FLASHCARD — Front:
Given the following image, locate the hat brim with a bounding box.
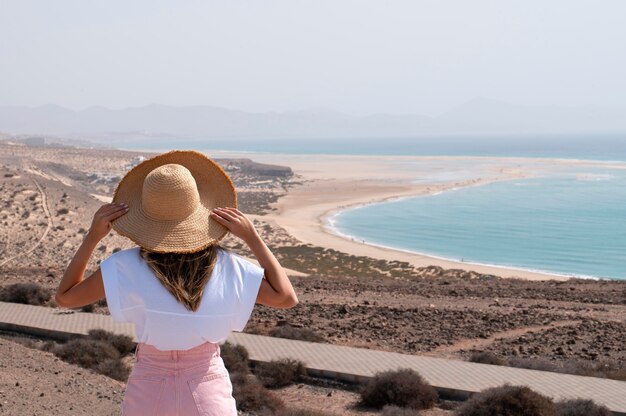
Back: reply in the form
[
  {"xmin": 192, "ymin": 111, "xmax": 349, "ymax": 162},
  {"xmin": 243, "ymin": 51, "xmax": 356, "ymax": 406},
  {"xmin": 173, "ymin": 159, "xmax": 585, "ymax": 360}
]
[{"xmin": 111, "ymin": 150, "xmax": 237, "ymax": 253}]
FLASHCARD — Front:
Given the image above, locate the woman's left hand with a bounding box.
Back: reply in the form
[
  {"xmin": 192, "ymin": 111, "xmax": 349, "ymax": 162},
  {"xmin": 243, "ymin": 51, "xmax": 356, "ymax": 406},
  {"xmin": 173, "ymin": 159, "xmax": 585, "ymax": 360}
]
[{"xmin": 87, "ymin": 203, "xmax": 129, "ymax": 242}]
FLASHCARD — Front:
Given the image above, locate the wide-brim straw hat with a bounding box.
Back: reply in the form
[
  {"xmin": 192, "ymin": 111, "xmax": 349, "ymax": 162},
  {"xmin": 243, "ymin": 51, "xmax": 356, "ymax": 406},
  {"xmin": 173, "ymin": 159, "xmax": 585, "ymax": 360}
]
[{"xmin": 111, "ymin": 150, "xmax": 236, "ymax": 253}]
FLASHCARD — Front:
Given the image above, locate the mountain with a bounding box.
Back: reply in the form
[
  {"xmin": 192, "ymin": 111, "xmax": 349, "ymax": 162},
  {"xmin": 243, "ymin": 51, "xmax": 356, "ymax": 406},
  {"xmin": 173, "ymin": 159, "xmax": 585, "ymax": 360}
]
[
  {"xmin": 438, "ymin": 98, "xmax": 626, "ymax": 134},
  {"xmin": 0, "ymin": 100, "xmax": 624, "ymax": 143}
]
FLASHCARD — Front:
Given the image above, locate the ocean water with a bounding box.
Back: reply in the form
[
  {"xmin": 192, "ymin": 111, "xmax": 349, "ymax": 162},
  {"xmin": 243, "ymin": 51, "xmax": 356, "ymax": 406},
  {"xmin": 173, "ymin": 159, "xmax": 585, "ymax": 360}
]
[
  {"xmin": 123, "ymin": 134, "xmax": 626, "ymax": 161},
  {"xmin": 331, "ymin": 170, "xmax": 626, "ymax": 280}
]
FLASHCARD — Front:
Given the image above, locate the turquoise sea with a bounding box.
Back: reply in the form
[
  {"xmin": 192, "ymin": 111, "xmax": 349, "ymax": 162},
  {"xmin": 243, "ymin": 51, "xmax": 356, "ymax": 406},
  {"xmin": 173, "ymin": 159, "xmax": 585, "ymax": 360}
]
[
  {"xmin": 330, "ymin": 169, "xmax": 626, "ymax": 280},
  {"xmin": 122, "ymin": 135, "xmax": 626, "ymax": 280}
]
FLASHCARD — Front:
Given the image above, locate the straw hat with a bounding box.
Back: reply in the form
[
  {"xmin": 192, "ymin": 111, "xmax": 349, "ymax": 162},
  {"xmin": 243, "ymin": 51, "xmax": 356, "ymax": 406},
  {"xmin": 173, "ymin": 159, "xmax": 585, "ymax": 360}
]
[{"xmin": 111, "ymin": 150, "xmax": 237, "ymax": 253}]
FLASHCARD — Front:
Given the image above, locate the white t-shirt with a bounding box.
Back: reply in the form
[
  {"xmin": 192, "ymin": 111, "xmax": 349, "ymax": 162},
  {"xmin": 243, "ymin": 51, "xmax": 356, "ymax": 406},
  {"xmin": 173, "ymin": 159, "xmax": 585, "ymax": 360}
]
[{"xmin": 100, "ymin": 247, "xmax": 264, "ymax": 351}]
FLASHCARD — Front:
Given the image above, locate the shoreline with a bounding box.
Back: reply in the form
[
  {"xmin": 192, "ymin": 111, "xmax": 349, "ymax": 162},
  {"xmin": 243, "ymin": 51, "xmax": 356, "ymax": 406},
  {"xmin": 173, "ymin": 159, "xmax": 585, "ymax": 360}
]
[
  {"xmin": 320, "ymin": 181, "xmax": 606, "ymax": 281},
  {"xmin": 315, "ymin": 179, "xmax": 574, "ymax": 281},
  {"xmin": 325, "ymin": 217, "xmax": 599, "ymax": 281},
  {"xmin": 230, "ymin": 152, "xmax": 585, "ymax": 281}
]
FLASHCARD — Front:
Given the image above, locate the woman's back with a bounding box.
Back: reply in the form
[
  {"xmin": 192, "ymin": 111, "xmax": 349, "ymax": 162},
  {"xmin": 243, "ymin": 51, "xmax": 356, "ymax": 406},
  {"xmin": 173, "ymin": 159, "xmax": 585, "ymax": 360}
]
[{"xmin": 101, "ymin": 247, "xmax": 264, "ymax": 351}]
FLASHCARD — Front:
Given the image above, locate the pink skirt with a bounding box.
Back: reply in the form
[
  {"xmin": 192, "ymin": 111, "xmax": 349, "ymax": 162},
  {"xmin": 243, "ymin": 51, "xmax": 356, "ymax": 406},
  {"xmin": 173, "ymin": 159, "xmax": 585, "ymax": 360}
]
[{"xmin": 121, "ymin": 341, "xmax": 237, "ymax": 416}]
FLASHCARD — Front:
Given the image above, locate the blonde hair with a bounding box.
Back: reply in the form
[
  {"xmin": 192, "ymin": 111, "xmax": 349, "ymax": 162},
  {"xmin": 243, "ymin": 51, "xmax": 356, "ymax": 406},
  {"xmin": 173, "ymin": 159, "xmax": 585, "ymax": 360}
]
[{"xmin": 139, "ymin": 244, "xmax": 222, "ymax": 312}]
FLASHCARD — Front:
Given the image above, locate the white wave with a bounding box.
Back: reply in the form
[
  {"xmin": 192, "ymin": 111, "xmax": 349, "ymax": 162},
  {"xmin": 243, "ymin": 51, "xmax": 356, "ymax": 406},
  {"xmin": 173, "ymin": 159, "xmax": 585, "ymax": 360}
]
[
  {"xmin": 324, "ymin": 219, "xmax": 606, "ymax": 280},
  {"xmin": 575, "ymin": 173, "xmax": 615, "ymax": 181}
]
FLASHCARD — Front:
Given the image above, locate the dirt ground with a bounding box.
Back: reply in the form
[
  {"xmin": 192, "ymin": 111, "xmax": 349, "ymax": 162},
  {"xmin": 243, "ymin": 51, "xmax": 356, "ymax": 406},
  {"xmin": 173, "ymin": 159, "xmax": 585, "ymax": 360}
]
[{"xmin": 0, "ymin": 335, "xmax": 125, "ymax": 415}]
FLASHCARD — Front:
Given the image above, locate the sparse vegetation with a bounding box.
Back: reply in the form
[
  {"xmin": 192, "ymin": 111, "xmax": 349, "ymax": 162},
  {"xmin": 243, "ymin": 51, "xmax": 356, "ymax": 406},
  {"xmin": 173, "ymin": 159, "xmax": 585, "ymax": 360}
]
[
  {"xmin": 469, "ymin": 351, "xmax": 507, "ymax": 366},
  {"xmin": 381, "ymin": 405, "xmax": 419, "ymax": 416},
  {"xmin": 269, "ymin": 325, "xmax": 325, "ymax": 343},
  {"xmin": 465, "ymin": 352, "xmax": 626, "ymax": 382},
  {"xmin": 276, "ymin": 409, "xmax": 339, "ymax": 416},
  {"xmin": 221, "ymin": 341, "xmax": 250, "ymax": 374},
  {"xmin": 94, "ymin": 357, "xmax": 132, "ymax": 381},
  {"xmin": 253, "ymin": 358, "xmax": 306, "ymax": 388},
  {"xmin": 53, "ymin": 339, "xmax": 120, "ymax": 371},
  {"xmin": 220, "ymin": 342, "xmax": 288, "ymax": 413},
  {"xmin": 46, "ymin": 330, "xmax": 135, "ymax": 381},
  {"xmin": 87, "ymin": 329, "xmax": 135, "ymax": 356},
  {"xmin": 0, "ymin": 283, "xmax": 52, "ymax": 306},
  {"xmin": 557, "ymin": 399, "xmax": 611, "ymax": 416},
  {"xmin": 456, "ymin": 385, "xmax": 557, "ymax": 416},
  {"xmin": 359, "ymin": 369, "xmax": 437, "ymax": 410},
  {"xmin": 508, "ymin": 357, "xmax": 626, "ymax": 382},
  {"xmin": 80, "ymin": 298, "xmax": 108, "ymax": 313},
  {"xmin": 230, "ymin": 371, "xmax": 285, "ymax": 414}
]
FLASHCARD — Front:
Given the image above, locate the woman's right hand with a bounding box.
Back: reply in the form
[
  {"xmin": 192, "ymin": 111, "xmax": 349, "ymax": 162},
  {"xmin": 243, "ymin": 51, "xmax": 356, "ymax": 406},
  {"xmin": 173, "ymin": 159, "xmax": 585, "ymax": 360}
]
[
  {"xmin": 210, "ymin": 207, "xmax": 259, "ymax": 244},
  {"xmin": 87, "ymin": 203, "xmax": 129, "ymax": 242}
]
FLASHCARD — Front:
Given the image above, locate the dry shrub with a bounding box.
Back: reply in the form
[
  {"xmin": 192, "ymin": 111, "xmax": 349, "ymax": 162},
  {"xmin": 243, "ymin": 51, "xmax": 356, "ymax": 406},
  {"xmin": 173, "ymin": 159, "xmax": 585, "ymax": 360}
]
[
  {"xmin": 269, "ymin": 325, "xmax": 324, "ymax": 342},
  {"xmin": 87, "ymin": 329, "xmax": 136, "ymax": 356},
  {"xmin": 469, "ymin": 351, "xmax": 507, "ymax": 366},
  {"xmin": 50, "ymin": 336, "xmax": 132, "ymax": 381},
  {"xmin": 80, "ymin": 303, "xmax": 95, "ymax": 312},
  {"xmin": 253, "ymin": 358, "xmax": 306, "ymax": 388},
  {"xmin": 53, "ymin": 338, "xmax": 120, "ymax": 369},
  {"xmin": 220, "ymin": 342, "xmax": 295, "ymax": 413},
  {"xmin": 0, "ymin": 283, "xmax": 51, "ymax": 306},
  {"xmin": 557, "ymin": 399, "xmax": 610, "ymax": 416},
  {"xmin": 559, "ymin": 360, "xmax": 626, "ymax": 381},
  {"xmin": 604, "ymin": 367, "xmax": 626, "ymax": 381},
  {"xmin": 508, "ymin": 357, "xmax": 558, "ymax": 372},
  {"xmin": 360, "ymin": 369, "xmax": 437, "ymax": 410},
  {"xmin": 457, "ymin": 384, "xmax": 557, "ymax": 416},
  {"xmin": 81, "ymin": 299, "xmax": 108, "ymax": 312},
  {"xmin": 41, "ymin": 340, "xmax": 57, "ymax": 352},
  {"xmin": 277, "ymin": 409, "xmax": 339, "ymax": 416},
  {"xmin": 221, "ymin": 341, "xmax": 250, "ymax": 374},
  {"xmin": 94, "ymin": 358, "xmax": 131, "ymax": 382},
  {"xmin": 230, "ymin": 371, "xmax": 284, "ymax": 414},
  {"xmin": 382, "ymin": 405, "xmax": 419, "ymax": 415},
  {"xmin": 509, "ymin": 357, "xmax": 626, "ymax": 382}
]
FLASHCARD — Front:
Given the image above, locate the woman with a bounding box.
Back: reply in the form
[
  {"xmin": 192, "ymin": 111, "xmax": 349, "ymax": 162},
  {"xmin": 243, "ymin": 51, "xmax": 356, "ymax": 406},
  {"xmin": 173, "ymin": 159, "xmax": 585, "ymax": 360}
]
[{"xmin": 54, "ymin": 150, "xmax": 298, "ymax": 415}]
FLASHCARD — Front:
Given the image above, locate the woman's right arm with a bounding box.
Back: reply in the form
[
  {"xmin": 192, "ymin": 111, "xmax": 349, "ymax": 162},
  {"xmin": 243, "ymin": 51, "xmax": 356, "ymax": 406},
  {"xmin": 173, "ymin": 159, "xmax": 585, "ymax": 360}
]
[{"xmin": 210, "ymin": 207, "xmax": 298, "ymax": 308}]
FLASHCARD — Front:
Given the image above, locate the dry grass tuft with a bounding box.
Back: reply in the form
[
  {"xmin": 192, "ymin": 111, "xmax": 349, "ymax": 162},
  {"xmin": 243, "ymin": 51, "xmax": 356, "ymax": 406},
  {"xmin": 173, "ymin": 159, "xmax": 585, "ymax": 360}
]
[
  {"xmin": 359, "ymin": 369, "xmax": 437, "ymax": 410},
  {"xmin": 457, "ymin": 384, "xmax": 557, "ymax": 416}
]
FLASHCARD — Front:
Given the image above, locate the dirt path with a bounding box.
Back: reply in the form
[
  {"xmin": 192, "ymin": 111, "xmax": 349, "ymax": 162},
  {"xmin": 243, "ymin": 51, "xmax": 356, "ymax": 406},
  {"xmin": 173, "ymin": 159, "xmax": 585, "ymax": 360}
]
[
  {"xmin": 0, "ymin": 219, "xmax": 10, "ymax": 257},
  {"xmin": 0, "ymin": 175, "xmax": 53, "ymax": 267},
  {"xmin": 429, "ymin": 320, "xmax": 579, "ymax": 357}
]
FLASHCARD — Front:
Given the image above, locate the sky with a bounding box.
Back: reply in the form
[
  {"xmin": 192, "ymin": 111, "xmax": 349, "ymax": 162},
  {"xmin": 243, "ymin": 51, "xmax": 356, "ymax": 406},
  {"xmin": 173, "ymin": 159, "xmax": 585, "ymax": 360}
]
[{"xmin": 1, "ymin": 0, "xmax": 625, "ymax": 117}]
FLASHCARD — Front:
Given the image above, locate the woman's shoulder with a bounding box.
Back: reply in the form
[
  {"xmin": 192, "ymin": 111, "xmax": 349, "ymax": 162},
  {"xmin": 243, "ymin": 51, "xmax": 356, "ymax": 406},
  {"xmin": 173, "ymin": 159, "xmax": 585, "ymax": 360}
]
[
  {"xmin": 219, "ymin": 249, "xmax": 263, "ymax": 276},
  {"xmin": 101, "ymin": 246, "xmax": 142, "ymax": 266},
  {"xmin": 219, "ymin": 249, "xmax": 252, "ymax": 267}
]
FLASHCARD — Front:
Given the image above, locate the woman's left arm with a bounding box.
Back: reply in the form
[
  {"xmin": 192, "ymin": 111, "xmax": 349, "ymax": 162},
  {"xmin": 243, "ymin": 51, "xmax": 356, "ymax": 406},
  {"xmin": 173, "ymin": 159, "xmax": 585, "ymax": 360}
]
[{"xmin": 55, "ymin": 203, "xmax": 128, "ymax": 308}]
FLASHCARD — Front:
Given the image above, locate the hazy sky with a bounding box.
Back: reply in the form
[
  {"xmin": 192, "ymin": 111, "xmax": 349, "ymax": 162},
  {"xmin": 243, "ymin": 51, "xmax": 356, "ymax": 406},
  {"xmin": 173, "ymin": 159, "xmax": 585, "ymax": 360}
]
[{"xmin": 1, "ymin": 0, "xmax": 625, "ymax": 116}]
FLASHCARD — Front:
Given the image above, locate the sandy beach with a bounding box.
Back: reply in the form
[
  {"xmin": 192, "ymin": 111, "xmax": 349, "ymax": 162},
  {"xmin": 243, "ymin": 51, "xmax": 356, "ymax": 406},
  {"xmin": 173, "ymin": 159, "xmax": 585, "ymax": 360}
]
[{"xmin": 212, "ymin": 152, "xmax": 618, "ymax": 281}]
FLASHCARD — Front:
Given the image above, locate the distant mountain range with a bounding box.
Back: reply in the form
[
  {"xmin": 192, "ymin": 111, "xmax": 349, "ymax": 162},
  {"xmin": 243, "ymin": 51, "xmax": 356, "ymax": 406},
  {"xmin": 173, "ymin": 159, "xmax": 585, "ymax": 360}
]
[{"xmin": 1, "ymin": 98, "xmax": 625, "ymax": 144}]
